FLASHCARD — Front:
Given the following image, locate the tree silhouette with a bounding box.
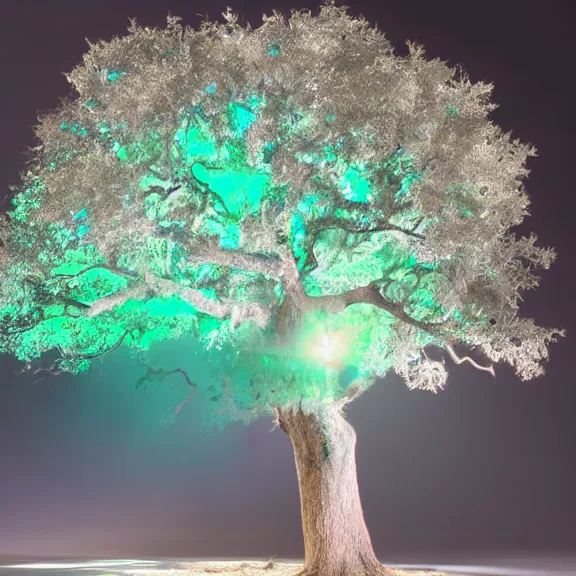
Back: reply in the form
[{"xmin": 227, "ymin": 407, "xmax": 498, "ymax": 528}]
[{"xmin": 0, "ymin": 4, "xmax": 562, "ymax": 575}]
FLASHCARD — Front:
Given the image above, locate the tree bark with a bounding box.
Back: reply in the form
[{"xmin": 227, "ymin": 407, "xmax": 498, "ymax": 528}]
[{"xmin": 277, "ymin": 404, "xmax": 394, "ymax": 576}]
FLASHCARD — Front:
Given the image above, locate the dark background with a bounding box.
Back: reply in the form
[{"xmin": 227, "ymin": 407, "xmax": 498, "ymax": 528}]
[{"xmin": 0, "ymin": 0, "xmax": 574, "ymax": 564}]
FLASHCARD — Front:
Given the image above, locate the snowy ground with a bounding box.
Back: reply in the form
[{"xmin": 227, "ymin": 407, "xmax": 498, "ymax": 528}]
[
  {"xmin": 0, "ymin": 559, "xmax": 438, "ymax": 576},
  {"xmin": 1, "ymin": 556, "xmax": 576, "ymax": 576}
]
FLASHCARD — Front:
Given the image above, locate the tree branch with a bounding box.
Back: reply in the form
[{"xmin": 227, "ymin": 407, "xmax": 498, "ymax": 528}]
[
  {"xmin": 184, "ymin": 241, "xmax": 284, "ymax": 279},
  {"xmin": 85, "ymin": 273, "xmax": 272, "ymax": 329},
  {"xmin": 309, "ymin": 281, "xmax": 439, "ymax": 333},
  {"xmin": 148, "ymin": 274, "xmax": 229, "ymax": 317},
  {"xmin": 136, "ymin": 366, "xmax": 197, "ymax": 391},
  {"xmin": 53, "ymin": 264, "xmax": 139, "ymax": 279},
  {"xmin": 309, "ymin": 215, "xmax": 425, "ymax": 240},
  {"xmin": 29, "ymin": 330, "xmax": 132, "ymax": 376},
  {"xmin": 85, "ymin": 284, "xmax": 149, "ymax": 316},
  {"xmin": 308, "ymin": 282, "xmax": 496, "ymax": 376},
  {"xmin": 148, "ymin": 274, "xmax": 272, "ymax": 329},
  {"xmin": 445, "ymin": 344, "xmax": 495, "ymax": 376}
]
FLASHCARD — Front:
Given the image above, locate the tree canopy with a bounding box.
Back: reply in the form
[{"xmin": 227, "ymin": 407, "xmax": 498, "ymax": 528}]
[{"xmin": 0, "ymin": 3, "xmax": 562, "ymax": 425}]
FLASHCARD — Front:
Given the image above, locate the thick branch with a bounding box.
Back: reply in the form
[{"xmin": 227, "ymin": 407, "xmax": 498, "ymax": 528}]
[
  {"xmin": 310, "ymin": 282, "xmax": 439, "ymax": 334},
  {"xmin": 149, "ymin": 275, "xmax": 229, "ymax": 317},
  {"xmin": 147, "ymin": 274, "xmax": 271, "ymax": 328},
  {"xmin": 85, "ymin": 285, "xmax": 149, "ymax": 317},
  {"xmin": 184, "ymin": 241, "xmax": 284, "ymax": 279},
  {"xmin": 85, "ymin": 273, "xmax": 272, "ymax": 329},
  {"xmin": 307, "ymin": 281, "xmax": 495, "ymax": 376}
]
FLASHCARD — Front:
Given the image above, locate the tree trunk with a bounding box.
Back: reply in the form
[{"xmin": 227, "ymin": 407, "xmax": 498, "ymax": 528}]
[{"xmin": 277, "ymin": 404, "xmax": 394, "ymax": 576}]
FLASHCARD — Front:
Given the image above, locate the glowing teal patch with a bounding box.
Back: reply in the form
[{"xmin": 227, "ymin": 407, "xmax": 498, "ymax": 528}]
[
  {"xmin": 447, "ymin": 105, "xmax": 460, "ymax": 117},
  {"xmin": 267, "ymin": 43, "xmax": 281, "ymax": 56},
  {"xmin": 61, "ymin": 122, "xmax": 87, "ymax": 136},
  {"xmin": 397, "ymin": 172, "xmax": 421, "ymax": 199},
  {"xmin": 191, "ymin": 162, "xmax": 209, "ymax": 183},
  {"xmin": 76, "ymin": 225, "xmax": 91, "ymax": 239},
  {"xmin": 228, "ymin": 102, "xmax": 256, "ymax": 135},
  {"xmin": 175, "ymin": 125, "xmax": 218, "ymax": 163},
  {"xmin": 262, "ymin": 143, "xmax": 276, "ymax": 163},
  {"xmin": 192, "ymin": 163, "xmax": 269, "ymax": 214},
  {"xmin": 106, "ymin": 70, "xmax": 125, "ymax": 82},
  {"xmin": 290, "ymin": 213, "xmax": 307, "ymax": 268},
  {"xmin": 220, "ymin": 224, "xmax": 241, "ymax": 250},
  {"xmin": 116, "ymin": 146, "xmax": 127, "ymax": 161},
  {"xmin": 8, "ymin": 180, "xmax": 45, "ymax": 223},
  {"xmin": 72, "ymin": 208, "xmax": 88, "ymax": 221},
  {"xmin": 340, "ymin": 167, "xmax": 372, "ymax": 203}
]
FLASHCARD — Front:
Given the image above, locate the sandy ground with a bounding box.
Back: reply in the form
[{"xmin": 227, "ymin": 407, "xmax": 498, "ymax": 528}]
[{"xmin": 145, "ymin": 559, "xmax": 442, "ymax": 576}]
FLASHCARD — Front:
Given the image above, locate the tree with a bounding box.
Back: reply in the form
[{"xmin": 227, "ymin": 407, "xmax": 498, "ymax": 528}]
[{"xmin": 0, "ymin": 3, "xmax": 563, "ymax": 575}]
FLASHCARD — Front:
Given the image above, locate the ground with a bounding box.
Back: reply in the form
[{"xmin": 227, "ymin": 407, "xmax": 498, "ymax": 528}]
[{"xmin": 144, "ymin": 560, "xmax": 443, "ymax": 576}]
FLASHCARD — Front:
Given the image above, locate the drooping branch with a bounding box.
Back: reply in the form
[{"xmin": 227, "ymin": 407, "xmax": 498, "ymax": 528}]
[
  {"xmin": 136, "ymin": 365, "xmax": 199, "ymax": 421},
  {"xmin": 29, "ymin": 329, "xmax": 132, "ymax": 376},
  {"xmin": 445, "ymin": 344, "xmax": 495, "ymax": 376},
  {"xmin": 136, "ymin": 365, "xmax": 197, "ymax": 391},
  {"xmin": 29, "ymin": 361, "xmax": 67, "ymax": 378}
]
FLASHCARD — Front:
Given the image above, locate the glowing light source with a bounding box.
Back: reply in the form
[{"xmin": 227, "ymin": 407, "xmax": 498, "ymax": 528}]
[
  {"xmin": 314, "ymin": 330, "xmax": 349, "ymax": 368},
  {"xmin": 319, "ymin": 333, "xmax": 337, "ymax": 361}
]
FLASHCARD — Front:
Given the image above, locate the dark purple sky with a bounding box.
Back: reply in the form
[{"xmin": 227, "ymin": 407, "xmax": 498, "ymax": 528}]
[{"xmin": 0, "ymin": 0, "xmax": 574, "ymax": 563}]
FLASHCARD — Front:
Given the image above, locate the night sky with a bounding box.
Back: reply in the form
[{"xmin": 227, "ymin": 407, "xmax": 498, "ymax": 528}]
[{"xmin": 0, "ymin": 0, "xmax": 574, "ymax": 564}]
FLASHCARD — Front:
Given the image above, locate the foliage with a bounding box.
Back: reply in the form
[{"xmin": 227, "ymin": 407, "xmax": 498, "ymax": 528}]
[{"xmin": 0, "ymin": 3, "xmax": 561, "ymax": 426}]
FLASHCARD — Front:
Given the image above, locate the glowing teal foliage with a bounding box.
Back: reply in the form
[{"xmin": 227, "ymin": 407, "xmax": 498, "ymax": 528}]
[
  {"xmin": 340, "ymin": 167, "xmax": 372, "ymax": 203},
  {"xmin": 61, "ymin": 122, "xmax": 87, "ymax": 136},
  {"xmin": 267, "ymin": 42, "xmax": 281, "ymax": 56},
  {"xmin": 8, "ymin": 179, "xmax": 45, "ymax": 223},
  {"xmin": 228, "ymin": 102, "xmax": 257, "ymax": 136},
  {"xmin": 446, "ymin": 105, "xmax": 460, "ymax": 117},
  {"xmin": 106, "ymin": 70, "xmax": 125, "ymax": 82},
  {"xmin": 0, "ymin": 59, "xmax": 473, "ymax": 429},
  {"xmin": 76, "ymin": 225, "xmax": 91, "ymax": 239},
  {"xmin": 72, "ymin": 208, "xmax": 88, "ymax": 221},
  {"xmin": 220, "ymin": 224, "xmax": 241, "ymax": 250}
]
